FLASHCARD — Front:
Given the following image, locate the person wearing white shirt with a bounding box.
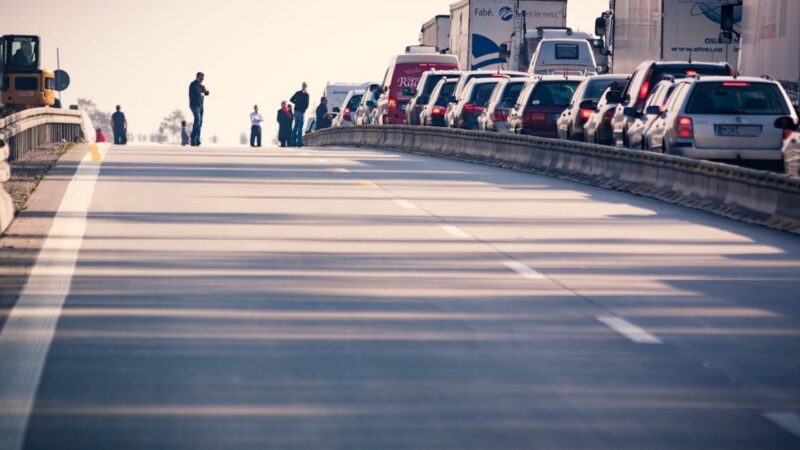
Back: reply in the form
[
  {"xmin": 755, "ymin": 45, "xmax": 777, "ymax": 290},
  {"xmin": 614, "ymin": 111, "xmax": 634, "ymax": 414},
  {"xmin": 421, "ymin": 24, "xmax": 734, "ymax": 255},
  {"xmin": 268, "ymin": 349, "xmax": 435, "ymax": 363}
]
[{"xmin": 250, "ymin": 105, "xmax": 264, "ymax": 147}]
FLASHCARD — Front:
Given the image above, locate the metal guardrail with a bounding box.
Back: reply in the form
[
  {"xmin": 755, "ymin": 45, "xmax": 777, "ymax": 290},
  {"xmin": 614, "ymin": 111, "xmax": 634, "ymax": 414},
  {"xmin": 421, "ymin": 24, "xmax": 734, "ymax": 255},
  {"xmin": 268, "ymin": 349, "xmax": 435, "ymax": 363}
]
[
  {"xmin": 0, "ymin": 107, "xmax": 94, "ymax": 234},
  {"xmin": 306, "ymin": 126, "xmax": 800, "ymax": 234}
]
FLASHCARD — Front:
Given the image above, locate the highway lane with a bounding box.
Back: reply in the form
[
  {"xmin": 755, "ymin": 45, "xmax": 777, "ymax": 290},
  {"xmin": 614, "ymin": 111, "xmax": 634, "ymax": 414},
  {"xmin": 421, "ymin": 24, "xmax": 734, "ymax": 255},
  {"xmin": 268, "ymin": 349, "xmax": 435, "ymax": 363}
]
[{"xmin": 2, "ymin": 143, "xmax": 800, "ymax": 449}]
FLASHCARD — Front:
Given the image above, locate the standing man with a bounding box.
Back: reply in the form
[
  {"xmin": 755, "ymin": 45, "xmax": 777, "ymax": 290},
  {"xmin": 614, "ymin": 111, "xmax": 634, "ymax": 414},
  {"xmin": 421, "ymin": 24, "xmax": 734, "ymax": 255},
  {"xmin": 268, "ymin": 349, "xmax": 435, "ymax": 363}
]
[
  {"xmin": 290, "ymin": 82, "xmax": 310, "ymax": 147},
  {"xmin": 315, "ymin": 96, "xmax": 334, "ymax": 130},
  {"xmin": 250, "ymin": 105, "xmax": 263, "ymax": 148},
  {"xmin": 110, "ymin": 105, "xmax": 127, "ymax": 145},
  {"xmin": 189, "ymin": 72, "xmax": 210, "ymax": 147}
]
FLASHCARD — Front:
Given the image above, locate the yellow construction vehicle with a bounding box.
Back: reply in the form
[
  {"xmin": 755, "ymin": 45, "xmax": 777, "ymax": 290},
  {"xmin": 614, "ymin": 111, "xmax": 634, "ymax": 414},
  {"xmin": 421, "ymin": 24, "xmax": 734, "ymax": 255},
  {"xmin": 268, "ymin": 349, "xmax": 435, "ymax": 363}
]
[{"xmin": 0, "ymin": 35, "xmax": 57, "ymax": 113}]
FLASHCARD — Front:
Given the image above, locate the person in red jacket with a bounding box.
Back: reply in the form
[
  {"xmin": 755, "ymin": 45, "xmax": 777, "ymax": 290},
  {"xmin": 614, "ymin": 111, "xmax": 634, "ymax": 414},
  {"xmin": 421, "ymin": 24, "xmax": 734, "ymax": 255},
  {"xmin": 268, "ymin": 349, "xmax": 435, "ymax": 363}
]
[{"xmin": 95, "ymin": 128, "xmax": 108, "ymax": 143}]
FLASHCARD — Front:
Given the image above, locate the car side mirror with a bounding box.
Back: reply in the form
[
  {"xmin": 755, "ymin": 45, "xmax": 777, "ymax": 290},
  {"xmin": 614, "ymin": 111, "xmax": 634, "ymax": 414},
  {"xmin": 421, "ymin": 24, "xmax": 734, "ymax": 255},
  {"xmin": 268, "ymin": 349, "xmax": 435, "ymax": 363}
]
[
  {"xmin": 645, "ymin": 105, "xmax": 661, "ymax": 116},
  {"xmin": 605, "ymin": 90, "xmax": 622, "ymax": 104},
  {"xmin": 579, "ymin": 99, "xmax": 597, "ymax": 110},
  {"xmin": 623, "ymin": 107, "xmax": 641, "ymax": 118},
  {"xmin": 774, "ymin": 116, "xmax": 799, "ymax": 130},
  {"xmin": 595, "ymin": 17, "xmax": 607, "ymax": 37},
  {"xmin": 592, "ymin": 39, "xmax": 604, "ymax": 49}
]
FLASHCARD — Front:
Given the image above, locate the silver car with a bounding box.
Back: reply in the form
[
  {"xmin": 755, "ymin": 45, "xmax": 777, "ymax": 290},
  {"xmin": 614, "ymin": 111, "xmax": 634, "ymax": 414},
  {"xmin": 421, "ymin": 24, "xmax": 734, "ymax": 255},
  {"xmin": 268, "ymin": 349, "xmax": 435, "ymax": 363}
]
[
  {"xmin": 624, "ymin": 80, "xmax": 676, "ymax": 150},
  {"xmin": 647, "ymin": 77, "xmax": 797, "ymax": 169}
]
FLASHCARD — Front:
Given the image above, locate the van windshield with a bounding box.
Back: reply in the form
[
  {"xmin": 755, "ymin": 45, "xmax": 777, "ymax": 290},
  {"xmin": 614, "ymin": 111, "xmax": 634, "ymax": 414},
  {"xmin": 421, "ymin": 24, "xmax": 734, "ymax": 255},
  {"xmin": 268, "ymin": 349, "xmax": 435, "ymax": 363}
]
[
  {"xmin": 685, "ymin": 82, "xmax": 790, "ymax": 115},
  {"xmin": 529, "ymin": 81, "xmax": 580, "ymax": 107}
]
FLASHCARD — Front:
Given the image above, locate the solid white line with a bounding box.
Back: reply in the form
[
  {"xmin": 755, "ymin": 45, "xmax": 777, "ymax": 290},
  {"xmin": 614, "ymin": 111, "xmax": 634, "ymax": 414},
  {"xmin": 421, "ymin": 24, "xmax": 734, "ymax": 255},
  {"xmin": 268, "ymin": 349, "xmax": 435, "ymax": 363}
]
[
  {"xmin": 0, "ymin": 144, "xmax": 107, "ymax": 450},
  {"xmin": 503, "ymin": 261, "xmax": 547, "ymax": 281},
  {"xmin": 439, "ymin": 224, "xmax": 472, "ymax": 239},
  {"xmin": 393, "ymin": 200, "xmax": 419, "ymax": 210},
  {"xmin": 597, "ymin": 316, "xmax": 662, "ymax": 344},
  {"xmin": 330, "ymin": 168, "xmax": 350, "ymax": 174},
  {"xmin": 314, "ymin": 158, "xmax": 328, "ymax": 163},
  {"xmin": 763, "ymin": 412, "xmax": 800, "ymax": 439}
]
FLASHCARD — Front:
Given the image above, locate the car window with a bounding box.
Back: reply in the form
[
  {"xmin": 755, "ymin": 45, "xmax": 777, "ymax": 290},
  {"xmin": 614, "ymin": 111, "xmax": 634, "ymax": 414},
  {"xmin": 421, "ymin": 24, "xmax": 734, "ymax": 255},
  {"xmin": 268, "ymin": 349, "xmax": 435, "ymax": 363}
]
[
  {"xmin": 529, "ymin": 82, "xmax": 580, "ymax": 107},
  {"xmin": 501, "ymin": 82, "xmax": 525, "ymax": 107},
  {"xmin": 685, "ymin": 82, "xmax": 790, "ymax": 115},
  {"xmin": 435, "ymin": 82, "xmax": 457, "ymax": 106},
  {"xmin": 665, "ymin": 84, "xmax": 688, "ymax": 111},
  {"xmin": 421, "ymin": 74, "xmax": 446, "ymax": 96},
  {"xmin": 585, "ymin": 78, "xmax": 626, "ymax": 100},
  {"xmin": 555, "ymin": 44, "xmax": 579, "ymax": 60},
  {"xmin": 470, "ymin": 82, "xmax": 500, "ymax": 106},
  {"xmin": 623, "ymin": 67, "xmax": 646, "ymax": 102},
  {"xmin": 347, "ymin": 95, "xmax": 362, "ymax": 111}
]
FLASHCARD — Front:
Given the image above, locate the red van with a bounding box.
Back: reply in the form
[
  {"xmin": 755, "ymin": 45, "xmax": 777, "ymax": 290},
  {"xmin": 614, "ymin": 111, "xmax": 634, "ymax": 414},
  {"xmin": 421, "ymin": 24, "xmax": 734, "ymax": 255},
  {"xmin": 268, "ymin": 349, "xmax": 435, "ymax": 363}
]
[{"xmin": 375, "ymin": 50, "xmax": 460, "ymax": 125}]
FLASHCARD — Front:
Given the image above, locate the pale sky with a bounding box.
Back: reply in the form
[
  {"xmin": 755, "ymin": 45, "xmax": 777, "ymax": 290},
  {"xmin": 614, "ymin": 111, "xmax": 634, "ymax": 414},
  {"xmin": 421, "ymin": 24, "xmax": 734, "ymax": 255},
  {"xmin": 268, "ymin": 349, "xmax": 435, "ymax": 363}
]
[{"xmin": 3, "ymin": 0, "xmax": 605, "ymax": 144}]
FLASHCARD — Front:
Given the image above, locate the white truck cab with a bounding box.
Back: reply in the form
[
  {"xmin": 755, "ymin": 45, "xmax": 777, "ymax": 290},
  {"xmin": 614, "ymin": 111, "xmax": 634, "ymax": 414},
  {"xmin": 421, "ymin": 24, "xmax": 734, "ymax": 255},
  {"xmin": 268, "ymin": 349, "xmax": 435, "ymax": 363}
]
[{"xmin": 528, "ymin": 38, "xmax": 598, "ymax": 76}]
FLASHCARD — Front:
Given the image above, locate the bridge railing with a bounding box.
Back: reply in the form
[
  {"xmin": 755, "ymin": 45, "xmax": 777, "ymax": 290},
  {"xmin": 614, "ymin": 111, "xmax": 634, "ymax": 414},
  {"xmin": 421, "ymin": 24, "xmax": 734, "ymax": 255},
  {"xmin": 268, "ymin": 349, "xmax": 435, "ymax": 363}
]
[
  {"xmin": 306, "ymin": 126, "xmax": 800, "ymax": 234},
  {"xmin": 0, "ymin": 107, "xmax": 94, "ymax": 234}
]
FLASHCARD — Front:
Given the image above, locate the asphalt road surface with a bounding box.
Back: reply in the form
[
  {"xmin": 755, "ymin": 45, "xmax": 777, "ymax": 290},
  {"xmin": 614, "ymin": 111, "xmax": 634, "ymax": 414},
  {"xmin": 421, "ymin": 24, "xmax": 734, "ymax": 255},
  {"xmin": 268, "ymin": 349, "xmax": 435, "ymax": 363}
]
[{"xmin": 1, "ymin": 143, "xmax": 799, "ymax": 449}]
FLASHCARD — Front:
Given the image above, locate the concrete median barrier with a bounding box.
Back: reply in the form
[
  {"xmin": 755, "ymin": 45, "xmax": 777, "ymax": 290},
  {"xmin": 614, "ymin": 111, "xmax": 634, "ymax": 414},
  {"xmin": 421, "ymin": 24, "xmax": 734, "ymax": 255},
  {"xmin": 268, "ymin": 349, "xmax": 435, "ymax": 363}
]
[{"xmin": 306, "ymin": 126, "xmax": 800, "ymax": 234}]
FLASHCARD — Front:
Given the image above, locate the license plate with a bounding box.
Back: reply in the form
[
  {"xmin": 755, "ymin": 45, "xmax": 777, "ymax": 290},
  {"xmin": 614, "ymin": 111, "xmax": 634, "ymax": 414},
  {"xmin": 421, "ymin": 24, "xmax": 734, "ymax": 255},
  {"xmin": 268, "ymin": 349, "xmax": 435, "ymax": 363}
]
[
  {"xmin": 714, "ymin": 125, "xmax": 762, "ymax": 137},
  {"xmin": 551, "ymin": 114, "xmax": 559, "ymax": 123}
]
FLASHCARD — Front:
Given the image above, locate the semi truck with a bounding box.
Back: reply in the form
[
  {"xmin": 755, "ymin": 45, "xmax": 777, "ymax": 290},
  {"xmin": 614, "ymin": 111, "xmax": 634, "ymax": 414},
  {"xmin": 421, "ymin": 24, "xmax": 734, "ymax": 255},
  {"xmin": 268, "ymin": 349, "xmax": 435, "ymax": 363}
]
[
  {"xmin": 420, "ymin": 15, "xmax": 451, "ymax": 53},
  {"xmin": 448, "ymin": 0, "xmax": 567, "ymax": 71},
  {"xmin": 737, "ymin": 0, "xmax": 799, "ymax": 109},
  {"xmin": 596, "ymin": 0, "xmax": 743, "ymax": 74}
]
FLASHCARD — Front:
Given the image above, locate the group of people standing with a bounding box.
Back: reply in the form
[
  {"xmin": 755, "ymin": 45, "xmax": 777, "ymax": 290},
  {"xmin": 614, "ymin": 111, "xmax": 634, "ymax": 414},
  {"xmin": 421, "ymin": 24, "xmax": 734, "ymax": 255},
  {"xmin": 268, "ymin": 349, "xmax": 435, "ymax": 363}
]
[{"xmin": 275, "ymin": 82, "xmax": 311, "ymax": 148}]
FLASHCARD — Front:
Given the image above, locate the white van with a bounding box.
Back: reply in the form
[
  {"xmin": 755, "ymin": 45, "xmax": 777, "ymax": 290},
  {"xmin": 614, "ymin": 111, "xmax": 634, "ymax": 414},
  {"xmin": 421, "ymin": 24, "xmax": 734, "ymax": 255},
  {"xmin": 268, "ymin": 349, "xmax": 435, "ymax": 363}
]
[{"xmin": 528, "ymin": 38, "xmax": 598, "ymax": 76}]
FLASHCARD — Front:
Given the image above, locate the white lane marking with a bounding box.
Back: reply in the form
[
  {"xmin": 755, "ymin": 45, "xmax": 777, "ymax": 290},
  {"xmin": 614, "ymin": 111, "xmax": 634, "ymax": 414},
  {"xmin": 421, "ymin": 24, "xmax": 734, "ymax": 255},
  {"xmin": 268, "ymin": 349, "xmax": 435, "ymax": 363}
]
[
  {"xmin": 439, "ymin": 225, "xmax": 473, "ymax": 240},
  {"xmin": 597, "ymin": 316, "xmax": 662, "ymax": 344},
  {"xmin": 0, "ymin": 144, "xmax": 107, "ymax": 450},
  {"xmin": 314, "ymin": 158, "xmax": 328, "ymax": 163},
  {"xmin": 503, "ymin": 261, "xmax": 547, "ymax": 281},
  {"xmin": 329, "ymin": 167, "xmax": 350, "ymax": 174},
  {"xmin": 393, "ymin": 200, "xmax": 419, "ymax": 210},
  {"xmin": 763, "ymin": 412, "xmax": 800, "ymax": 439}
]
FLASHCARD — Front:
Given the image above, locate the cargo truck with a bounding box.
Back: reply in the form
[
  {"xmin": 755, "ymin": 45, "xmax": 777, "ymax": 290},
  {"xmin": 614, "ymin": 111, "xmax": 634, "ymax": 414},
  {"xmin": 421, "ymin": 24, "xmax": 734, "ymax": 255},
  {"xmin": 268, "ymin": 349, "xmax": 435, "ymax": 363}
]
[
  {"xmin": 420, "ymin": 15, "xmax": 451, "ymax": 53},
  {"xmin": 738, "ymin": 0, "xmax": 799, "ymax": 109},
  {"xmin": 448, "ymin": 0, "xmax": 567, "ymax": 71},
  {"xmin": 595, "ymin": 0, "xmax": 743, "ymax": 74}
]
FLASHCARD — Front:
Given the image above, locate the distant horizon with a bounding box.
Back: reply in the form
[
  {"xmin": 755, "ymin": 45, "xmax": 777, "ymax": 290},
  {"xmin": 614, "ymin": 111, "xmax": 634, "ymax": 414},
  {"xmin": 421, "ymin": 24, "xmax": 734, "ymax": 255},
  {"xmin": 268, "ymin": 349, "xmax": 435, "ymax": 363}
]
[{"xmin": 3, "ymin": 0, "xmax": 604, "ymax": 144}]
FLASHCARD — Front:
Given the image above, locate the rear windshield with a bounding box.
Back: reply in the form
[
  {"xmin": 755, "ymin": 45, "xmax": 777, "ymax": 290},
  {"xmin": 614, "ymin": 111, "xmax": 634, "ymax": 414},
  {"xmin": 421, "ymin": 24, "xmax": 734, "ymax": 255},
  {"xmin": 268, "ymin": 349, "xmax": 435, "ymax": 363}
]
[
  {"xmin": 435, "ymin": 82, "xmax": 457, "ymax": 106},
  {"xmin": 555, "ymin": 44, "xmax": 579, "ymax": 60},
  {"xmin": 585, "ymin": 78, "xmax": 627, "ymax": 100},
  {"xmin": 500, "ymin": 82, "xmax": 525, "ymax": 107},
  {"xmin": 421, "ymin": 74, "xmax": 447, "ymax": 96},
  {"xmin": 653, "ymin": 64, "xmax": 731, "ymax": 83},
  {"xmin": 346, "ymin": 95, "xmax": 363, "ymax": 111},
  {"xmin": 686, "ymin": 82, "xmax": 790, "ymax": 115},
  {"xmin": 529, "ymin": 81, "xmax": 580, "ymax": 107},
  {"xmin": 470, "ymin": 82, "xmax": 500, "ymax": 106}
]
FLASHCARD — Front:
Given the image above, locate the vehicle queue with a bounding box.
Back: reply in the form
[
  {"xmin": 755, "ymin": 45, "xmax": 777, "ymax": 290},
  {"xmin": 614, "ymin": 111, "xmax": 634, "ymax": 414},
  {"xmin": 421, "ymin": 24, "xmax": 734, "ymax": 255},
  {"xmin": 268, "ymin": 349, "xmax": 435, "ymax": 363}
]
[{"xmin": 321, "ymin": 38, "xmax": 800, "ymax": 176}]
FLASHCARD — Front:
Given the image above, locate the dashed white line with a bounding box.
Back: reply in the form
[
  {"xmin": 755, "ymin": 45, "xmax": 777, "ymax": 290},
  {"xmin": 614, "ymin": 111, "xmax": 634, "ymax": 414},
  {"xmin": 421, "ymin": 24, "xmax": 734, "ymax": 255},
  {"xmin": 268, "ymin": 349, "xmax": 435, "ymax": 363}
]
[
  {"xmin": 314, "ymin": 158, "xmax": 328, "ymax": 163},
  {"xmin": 393, "ymin": 200, "xmax": 419, "ymax": 210},
  {"xmin": 328, "ymin": 168, "xmax": 350, "ymax": 174},
  {"xmin": 597, "ymin": 316, "xmax": 662, "ymax": 344},
  {"xmin": 503, "ymin": 261, "xmax": 547, "ymax": 281},
  {"xmin": 763, "ymin": 412, "xmax": 800, "ymax": 439},
  {"xmin": 439, "ymin": 224, "xmax": 473, "ymax": 239}
]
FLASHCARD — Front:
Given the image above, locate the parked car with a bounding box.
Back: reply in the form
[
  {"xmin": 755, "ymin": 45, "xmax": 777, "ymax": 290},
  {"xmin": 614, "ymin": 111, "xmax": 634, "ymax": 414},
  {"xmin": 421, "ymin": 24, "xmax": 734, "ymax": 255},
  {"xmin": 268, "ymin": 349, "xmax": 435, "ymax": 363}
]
[
  {"xmin": 583, "ymin": 88, "xmax": 623, "ymax": 146},
  {"xmin": 557, "ymin": 74, "xmax": 628, "ymax": 141},
  {"xmin": 528, "ymin": 38, "xmax": 598, "ymax": 76},
  {"xmin": 420, "ymin": 78, "xmax": 458, "ymax": 127},
  {"xmin": 478, "ymin": 77, "xmax": 530, "ymax": 133},
  {"xmin": 406, "ymin": 70, "xmax": 461, "ymax": 126},
  {"xmin": 375, "ymin": 52, "xmax": 459, "ymax": 125},
  {"xmin": 646, "ymin": 76, "xmax": 796, "ymax": 171},
  {"xmin": 610, "ymin": 61, "xmax": 734, "ymax": 147},
  {"xmin": 446, "ymin": 78, "xmax": 503, "ymax": 130},
  {"xmin": 776, "ymin": 120, "xmax": 800, "ymax": 177},
  {"xmin": 332, "ymin": 90, "xmax": 364, "ymax": 128},
  {"xmin": 508, "ymin": 75, "xmax": 584, "ymax": 138},
  {"xmin": 354, "ymin": 83, "xmax": 381, "ymax": 125},
  {"xmin": 625, "ymin": 80, "xmax": 676, "ymax": 150}
]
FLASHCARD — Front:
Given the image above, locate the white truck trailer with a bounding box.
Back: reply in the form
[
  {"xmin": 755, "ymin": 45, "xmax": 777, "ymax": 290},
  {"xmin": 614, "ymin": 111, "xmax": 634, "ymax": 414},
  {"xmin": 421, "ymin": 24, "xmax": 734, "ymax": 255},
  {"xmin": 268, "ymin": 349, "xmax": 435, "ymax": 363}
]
[
  {"xmin": 323, "ymin": 82, "xmax": 373, "ymax": 114},
  {"xmin": 420, "ymin": 15, "xmax": 451, "ymax": 53},
  {"xmin": 597, "ymin": 0, "xmax": 742, "ymax": 74},
  {"xmin": 448, "ymin": 0, "xmax": 567, "ymax": 71},
  {"xmin": 738, "ymin": 0, "xmax": 799, "ymax": 109}
]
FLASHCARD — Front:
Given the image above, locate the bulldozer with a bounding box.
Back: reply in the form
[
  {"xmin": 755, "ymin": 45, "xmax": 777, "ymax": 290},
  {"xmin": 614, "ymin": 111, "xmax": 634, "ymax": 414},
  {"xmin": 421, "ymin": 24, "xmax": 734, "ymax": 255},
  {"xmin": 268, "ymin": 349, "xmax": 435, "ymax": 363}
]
[{"xmin": 0, "ymin": 35, "xmax": 57, "ymax": 115}]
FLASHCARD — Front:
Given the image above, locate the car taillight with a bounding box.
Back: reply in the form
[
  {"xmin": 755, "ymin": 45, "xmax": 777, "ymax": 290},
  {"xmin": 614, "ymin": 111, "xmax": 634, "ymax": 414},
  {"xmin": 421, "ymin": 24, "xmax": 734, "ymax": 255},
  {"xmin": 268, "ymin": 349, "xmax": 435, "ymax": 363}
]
[
  {"xmin": 432, "ymin": 106, "xmax": 445, "ymax": 115},
  {"xmin": 464, "ymin": 103, "xmax": 485, "ymax": 113},
  {"xmin": 493, "ymin": 111, "xmax": 508, "ymax": 122},
  {"xmin": 602, "ymin": 109, "xmax": 615, "ymax": 123},
  {"xmin": 388, "ymin": 99, "xmax": 397, "ymax": 111},
  {"xmin": 638, "ymin": 80, "xmax": 650, "ymax": 102},
  {"xmin": 579, "ymin": 108, "xmax": 593, "ymax": 120},
  {"xmin": 722, "ymin": 82, "xmax": 751, "ymax": 87},
  {"xmin": 676, "ymin": 116, "xmax": 694, "ymax": 139},
  {"xmin": 784, "ymin": 129, "xmax": 794, "ymax": 140}
]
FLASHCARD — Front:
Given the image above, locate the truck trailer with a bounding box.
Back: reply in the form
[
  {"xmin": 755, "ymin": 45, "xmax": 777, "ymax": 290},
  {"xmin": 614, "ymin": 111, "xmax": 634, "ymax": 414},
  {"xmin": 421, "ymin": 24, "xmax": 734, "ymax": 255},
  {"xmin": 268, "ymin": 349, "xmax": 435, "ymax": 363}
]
[
  {"xmin": 448, "ymin": 0, "xmax": 567, "ymax": 71},
  {"xmin": 420, "ymin": 15, "xmax": 451, "ymax": 53},
  {"xmin": 598, "ymin": 0, "xmax": 742, "ymax": 74},
  {"xmin": 738, "ymin": 0, "xmax": 799, "ymax": 109}
]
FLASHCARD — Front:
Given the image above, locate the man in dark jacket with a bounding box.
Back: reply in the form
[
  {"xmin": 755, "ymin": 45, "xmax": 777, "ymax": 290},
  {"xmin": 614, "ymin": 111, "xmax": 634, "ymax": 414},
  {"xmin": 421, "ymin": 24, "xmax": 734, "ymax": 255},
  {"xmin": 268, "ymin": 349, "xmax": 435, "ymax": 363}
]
[
  {"xmin": 315, "ymin": 97, "xmax": 334, "ymax": 130},
  {"xmin": 110, "ymin": 105, "xmax": 127, "ymax": 145},
  {"xmin": 189, "ymin": 72, "xmax": 210, "ymax": 146},
  {"xmin": 290, "ymin": 82, "xmax": 310, "ymax": 147}
]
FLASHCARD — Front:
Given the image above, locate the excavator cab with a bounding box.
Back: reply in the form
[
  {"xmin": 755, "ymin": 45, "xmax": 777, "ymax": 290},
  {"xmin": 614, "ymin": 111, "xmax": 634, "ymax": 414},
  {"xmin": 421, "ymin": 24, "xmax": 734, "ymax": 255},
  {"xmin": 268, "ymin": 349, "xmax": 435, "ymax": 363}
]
[{"xmin": 0, "ymin": 35, "xmax": 55, "ymax": 110}]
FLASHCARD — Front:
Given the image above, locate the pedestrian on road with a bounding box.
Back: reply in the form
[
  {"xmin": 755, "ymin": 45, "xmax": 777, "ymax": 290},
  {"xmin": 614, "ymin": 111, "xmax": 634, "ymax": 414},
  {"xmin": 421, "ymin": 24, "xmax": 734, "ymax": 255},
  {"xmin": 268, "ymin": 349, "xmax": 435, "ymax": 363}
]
[
  {"xmin": 290, "ymin": 82, "xmax": 310, "ymax": 147},
  {"xmin": 189, "ymin": 72, "xmax": 210, "ymax": 147},
  {"xmin": 315, "ymin": 96, "xmax": 334, "ymax": 130},
  {"xmin": 181, "ymin": 120, "xmax": 189, "ymax": 146},
  {"xmin": 95, "ymin": 128, "xmax": 108, "ymax": 143},
  {"xmin": 250, "ymin": 105, "xmax": 263, "ymax": 147},
  {"xmin": 277, "ymin": 101, "xmax": 293, "ymax": 148},
  {"xmin": 110, "ymin": 105, "xmax": 127, "ymax": 145}
]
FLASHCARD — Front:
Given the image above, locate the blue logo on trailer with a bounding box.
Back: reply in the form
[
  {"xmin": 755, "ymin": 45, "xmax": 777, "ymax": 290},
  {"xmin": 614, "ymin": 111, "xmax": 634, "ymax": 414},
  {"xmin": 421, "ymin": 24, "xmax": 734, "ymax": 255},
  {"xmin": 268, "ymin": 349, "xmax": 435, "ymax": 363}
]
[{"xmin": 499, "ymin": 6, "xmax": 514, "ymax": 21}]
